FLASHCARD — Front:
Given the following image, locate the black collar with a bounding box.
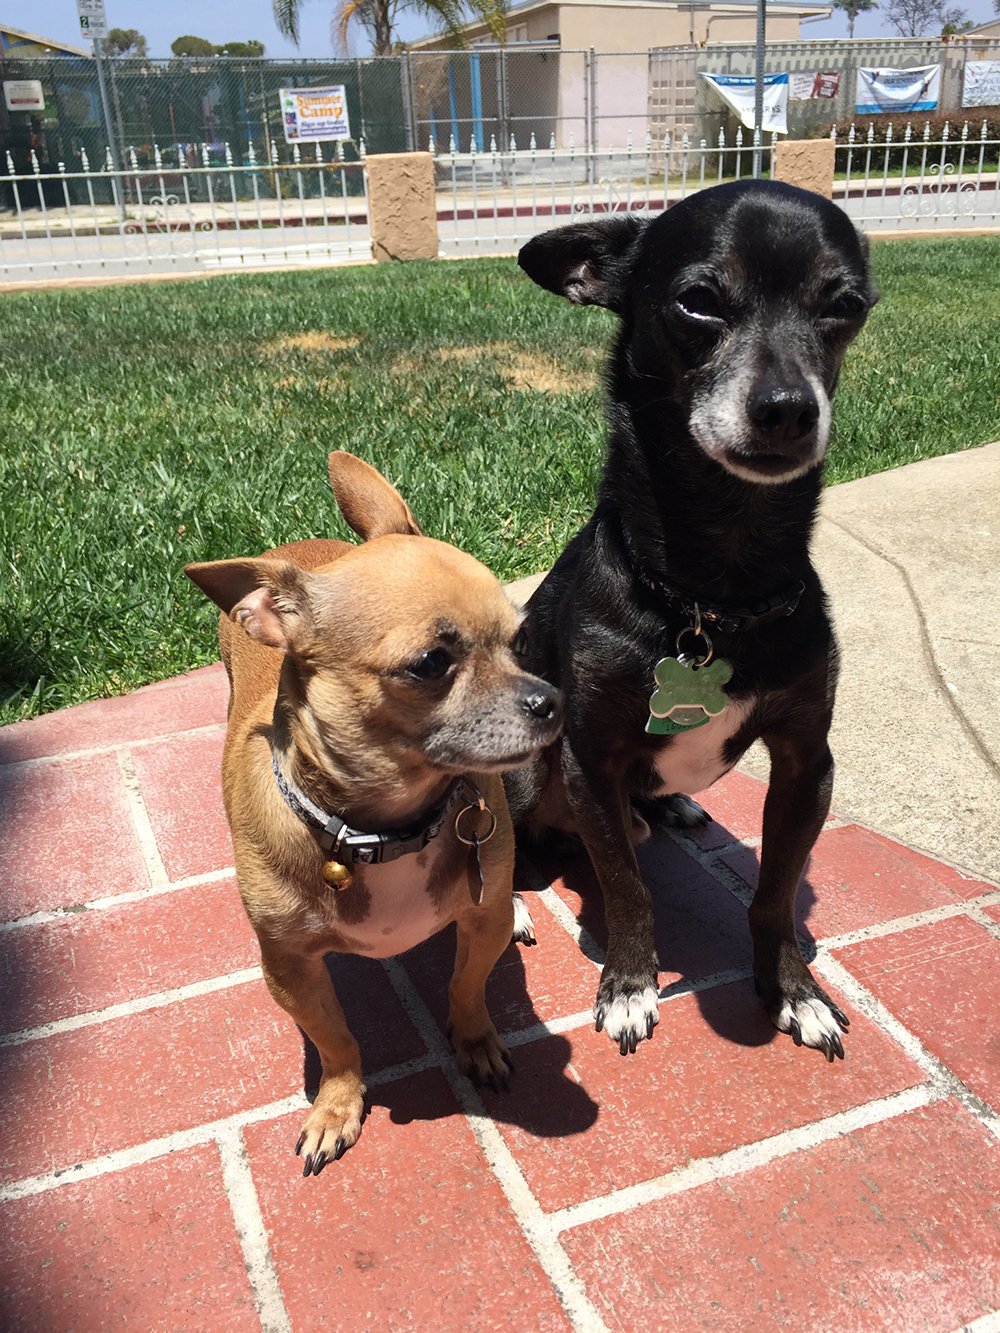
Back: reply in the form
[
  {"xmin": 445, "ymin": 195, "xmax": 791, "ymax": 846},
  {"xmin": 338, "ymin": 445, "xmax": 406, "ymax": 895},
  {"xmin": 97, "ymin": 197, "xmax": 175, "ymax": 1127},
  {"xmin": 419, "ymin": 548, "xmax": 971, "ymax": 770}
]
[
  {"xmin": 271, "ymin": 751, "xmax": 475, "ymax": 866},
  {"xmin": 619, "ymin": 522, "xmax": 804, "ymax": 634}
]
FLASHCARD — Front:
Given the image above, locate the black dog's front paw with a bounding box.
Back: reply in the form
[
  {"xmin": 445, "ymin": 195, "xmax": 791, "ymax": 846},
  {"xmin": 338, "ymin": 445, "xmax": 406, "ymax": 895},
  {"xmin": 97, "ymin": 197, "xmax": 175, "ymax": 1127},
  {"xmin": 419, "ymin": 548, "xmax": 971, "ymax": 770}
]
[
  {"xmin": 759, "ymin": 972, "xmax": 850, "ymax": 1063},
  {"xmin": 594, "ymin": 967, "xmax": 660, "ymax": 1055},
  {"xmin": 511, "ymin": 891, "xmax": 537, "ymax": 946}
]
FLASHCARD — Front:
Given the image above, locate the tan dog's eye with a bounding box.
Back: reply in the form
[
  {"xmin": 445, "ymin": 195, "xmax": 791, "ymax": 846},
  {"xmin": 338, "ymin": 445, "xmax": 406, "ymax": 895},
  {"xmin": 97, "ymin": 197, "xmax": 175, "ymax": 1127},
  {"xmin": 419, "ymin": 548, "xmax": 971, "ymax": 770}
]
[{"xmin": 406, "ymin": 648, "xmax": 453, "ymax": 682}]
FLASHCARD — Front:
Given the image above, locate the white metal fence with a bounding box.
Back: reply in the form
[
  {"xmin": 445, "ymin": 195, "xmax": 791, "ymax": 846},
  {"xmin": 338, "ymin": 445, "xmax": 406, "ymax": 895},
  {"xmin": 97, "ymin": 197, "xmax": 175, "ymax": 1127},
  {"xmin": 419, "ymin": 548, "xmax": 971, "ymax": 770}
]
[
  {"xmin": 431, "ymin": 119, "xmax": 1000, "ymax": 254},
  {"xmin": 432, "ymin": 128, "xmax": 775, "ymax": 256},
  {"xmin": 833, "ymin": 121, "xmax": 1000, "ymax": 230},
  {"xmin": 1, "ymin": 120, "xmax": 997, "ymax": 284},
  {"xmin": 0, "ymin": 142, "xmax": 370, "ymax": 284}
]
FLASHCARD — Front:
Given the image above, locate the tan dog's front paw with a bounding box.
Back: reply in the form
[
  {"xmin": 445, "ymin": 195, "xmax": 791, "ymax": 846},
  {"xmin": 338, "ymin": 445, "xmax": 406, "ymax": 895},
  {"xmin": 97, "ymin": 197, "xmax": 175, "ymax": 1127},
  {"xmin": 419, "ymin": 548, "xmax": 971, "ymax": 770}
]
[
  {"xmin": 295, "ymin": 1073, "xmax": 366, "ymax": 1177},
  {"xmin": 451, "ymin": 1023, "xmax": 513, "ymax": 1092}
]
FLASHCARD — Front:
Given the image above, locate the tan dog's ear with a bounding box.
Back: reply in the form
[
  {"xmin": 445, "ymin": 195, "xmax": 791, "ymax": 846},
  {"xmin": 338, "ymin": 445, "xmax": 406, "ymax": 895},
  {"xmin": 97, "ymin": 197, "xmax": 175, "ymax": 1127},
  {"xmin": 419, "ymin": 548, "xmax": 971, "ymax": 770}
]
[
  {"xmin": 185, "ymin": 558, "xmax": 316, "ymax": 653},
  {"xmin": 328, "ymin": 451, "xmax": 423, "ymax": 540}
]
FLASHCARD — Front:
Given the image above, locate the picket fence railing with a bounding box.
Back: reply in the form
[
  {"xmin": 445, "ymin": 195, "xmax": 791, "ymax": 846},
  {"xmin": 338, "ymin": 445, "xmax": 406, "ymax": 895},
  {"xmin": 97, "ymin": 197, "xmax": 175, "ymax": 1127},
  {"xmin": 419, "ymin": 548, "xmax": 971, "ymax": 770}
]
[{"xmin": 1, "ymin": 120, "xmax": 997, "ymax": 282}]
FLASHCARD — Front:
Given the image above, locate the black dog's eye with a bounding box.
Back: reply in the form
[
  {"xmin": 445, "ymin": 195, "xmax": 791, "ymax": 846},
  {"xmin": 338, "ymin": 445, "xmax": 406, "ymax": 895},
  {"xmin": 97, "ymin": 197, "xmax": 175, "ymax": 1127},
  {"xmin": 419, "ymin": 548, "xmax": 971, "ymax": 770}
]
[
  {"xmin": 406, "ymin": 648, "xmax": 453, "ymax": 682},
  {"xmin": 822, "ymin": 292, "xmax": 868, "ymax": 322},
  {"xmin": 674, "ymin": 287, "xmax": 725, "ymax": 323},
  {"xmin": 512, "ymin": 626, "xmax": 528, "ymax": 659}
]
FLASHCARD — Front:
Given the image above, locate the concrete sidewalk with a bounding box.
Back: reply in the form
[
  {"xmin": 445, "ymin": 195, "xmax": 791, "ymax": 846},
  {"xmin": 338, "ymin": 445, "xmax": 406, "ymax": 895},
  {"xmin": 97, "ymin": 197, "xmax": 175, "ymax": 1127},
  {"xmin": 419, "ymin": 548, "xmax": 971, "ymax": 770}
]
[{"xmin": 782, "ymin": 441, "xmax": 998, "ymax": 881}]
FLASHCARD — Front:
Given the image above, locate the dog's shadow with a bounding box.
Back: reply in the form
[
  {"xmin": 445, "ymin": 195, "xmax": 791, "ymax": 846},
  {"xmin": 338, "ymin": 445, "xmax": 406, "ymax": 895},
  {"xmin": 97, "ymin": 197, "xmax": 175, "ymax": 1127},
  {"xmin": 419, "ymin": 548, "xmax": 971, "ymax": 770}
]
[
  {"xmin": 300, "ymin": 819, "xmax": 822, "ymax": 1136},
  {"xmin": 303, "ymin": 897, "xmax": 600, "ymax": 1139},
  {"xmin": 547, "ymin": 820, "xmax": 820, "ymax": 1051}
]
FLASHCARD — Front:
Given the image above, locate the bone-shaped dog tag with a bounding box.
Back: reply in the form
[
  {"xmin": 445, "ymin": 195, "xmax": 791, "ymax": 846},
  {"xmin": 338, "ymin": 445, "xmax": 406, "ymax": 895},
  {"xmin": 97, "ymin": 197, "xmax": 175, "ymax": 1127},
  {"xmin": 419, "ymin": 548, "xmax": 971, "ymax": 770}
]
[{"xmin": 645, "ymin": 654, "xmax": 733, "ymax": 736}]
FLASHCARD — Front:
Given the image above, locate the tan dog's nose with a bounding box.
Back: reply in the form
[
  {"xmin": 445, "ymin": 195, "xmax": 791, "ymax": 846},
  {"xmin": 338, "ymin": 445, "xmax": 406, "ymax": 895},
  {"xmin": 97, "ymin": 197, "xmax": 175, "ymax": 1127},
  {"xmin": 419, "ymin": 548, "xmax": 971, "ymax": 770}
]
[{"xmin": 521, "ymin": 682, "xmax": 562, "ymax": 724}]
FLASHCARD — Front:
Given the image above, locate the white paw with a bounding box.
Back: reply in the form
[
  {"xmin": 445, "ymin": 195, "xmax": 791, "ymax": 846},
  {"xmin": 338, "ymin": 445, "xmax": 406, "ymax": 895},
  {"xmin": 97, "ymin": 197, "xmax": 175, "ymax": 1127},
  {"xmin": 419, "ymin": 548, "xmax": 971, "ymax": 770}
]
[
  {"xmin": 512, "ymin": 892, "xmax": 537, "ymax": 946},
  {"xmin": 596, "ymin": 986, "xmax": 660, "ymax": 1055},
  {"xmin": 776, "ymin": 995, "xmax": 848, "ymax": 1061},
  {"xmin": 659, "ymin": 794, "xmax": 710, "ymax": 828}
]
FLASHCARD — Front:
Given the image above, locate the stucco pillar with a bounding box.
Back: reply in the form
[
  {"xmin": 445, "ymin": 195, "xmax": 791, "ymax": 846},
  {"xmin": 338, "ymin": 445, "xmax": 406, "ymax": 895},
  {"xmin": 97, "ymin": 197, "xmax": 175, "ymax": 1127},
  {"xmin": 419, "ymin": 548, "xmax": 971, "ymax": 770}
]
[
  {"xmin": 365, "ymin": 152, "xmax": 439, "ymax": 262},
  {"xmin": 772, "ymin": 138, "xmax": 836, "ymax": 201}
]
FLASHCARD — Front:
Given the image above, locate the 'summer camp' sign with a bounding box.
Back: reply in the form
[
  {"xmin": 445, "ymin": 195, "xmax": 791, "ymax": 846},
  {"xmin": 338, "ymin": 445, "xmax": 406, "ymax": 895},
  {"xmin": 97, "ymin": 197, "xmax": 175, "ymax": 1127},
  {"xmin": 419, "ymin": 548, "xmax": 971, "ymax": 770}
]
[
  {"xmin": 279, "ymin": 86, "xmax": 351, "ymax": 144},
  {"xmin": 700, "ymin": 72, "xmax": 789, "ymax": 134},
  {"xmin": 855, "ymin": 65, "xmax": 941, "ymax": 115}
]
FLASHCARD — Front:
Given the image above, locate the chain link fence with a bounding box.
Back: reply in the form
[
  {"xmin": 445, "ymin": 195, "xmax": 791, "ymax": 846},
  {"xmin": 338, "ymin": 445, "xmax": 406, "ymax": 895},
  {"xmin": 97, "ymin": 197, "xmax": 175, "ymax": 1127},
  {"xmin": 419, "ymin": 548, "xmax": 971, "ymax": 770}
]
[
  {"xmin": 0, "ymin": 54, "xmax": 407, "ymax": 198},
  {"xmin": 657, "ymin": 36, "xmax": 1000, "ymax": 144},
  {"xmin": 2, "ymin": 40, "xmax": 999, "ymax": 202}
]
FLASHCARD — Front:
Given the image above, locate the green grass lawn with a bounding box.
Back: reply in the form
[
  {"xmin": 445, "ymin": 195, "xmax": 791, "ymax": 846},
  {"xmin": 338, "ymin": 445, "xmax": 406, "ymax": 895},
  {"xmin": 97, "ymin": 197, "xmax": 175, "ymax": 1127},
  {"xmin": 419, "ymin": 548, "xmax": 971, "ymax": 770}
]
[{"xmin": 2, "ymin": 235, "xmax": 999, "ymax": 726}]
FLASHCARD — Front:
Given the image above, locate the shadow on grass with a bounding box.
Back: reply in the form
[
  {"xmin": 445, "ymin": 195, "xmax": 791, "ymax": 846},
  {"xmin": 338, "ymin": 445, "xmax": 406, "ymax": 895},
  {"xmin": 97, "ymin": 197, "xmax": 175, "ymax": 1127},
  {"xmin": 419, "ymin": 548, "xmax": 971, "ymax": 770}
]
[{"xmin": 0, "ymin": 635, "xmax": 50, "ymax": 719}]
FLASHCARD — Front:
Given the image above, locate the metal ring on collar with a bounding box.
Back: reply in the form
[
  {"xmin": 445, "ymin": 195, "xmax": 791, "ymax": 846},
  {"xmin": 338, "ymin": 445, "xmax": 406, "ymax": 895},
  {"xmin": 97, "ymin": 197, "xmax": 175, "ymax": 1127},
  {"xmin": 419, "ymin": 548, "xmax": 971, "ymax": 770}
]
[
  {"xmin": 675, "ymin": 624, "xmax": 714, "ymax": 667},
  {"xmin": 454, "ymin": 802, "xmax": 498, "ymax": 847}
]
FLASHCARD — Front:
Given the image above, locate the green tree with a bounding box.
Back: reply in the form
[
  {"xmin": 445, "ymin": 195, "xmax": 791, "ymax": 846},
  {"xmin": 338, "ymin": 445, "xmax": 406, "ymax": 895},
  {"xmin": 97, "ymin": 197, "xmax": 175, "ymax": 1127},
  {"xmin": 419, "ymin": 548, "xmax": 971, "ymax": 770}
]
[
  {"xmin": 830, "ymin": 0, "xmax": 878, "ymax": 37},
  {"xmin": 170, "ymin": 34, "xmax": 267, "ymax": 57},
  {"xmin": 272, "ymin": 0, "xmax": 507, "ymax": 57},
  {"xmin": 105, "ymin": 27, "xmax": 148, "ymax": 56},
  {"xmin": 218, "ymin": 40, "xmax": 266, "ymax": 56},
  {"xmin": 171, "ymin": 35, "xmax": 218, "ymax": 56}
]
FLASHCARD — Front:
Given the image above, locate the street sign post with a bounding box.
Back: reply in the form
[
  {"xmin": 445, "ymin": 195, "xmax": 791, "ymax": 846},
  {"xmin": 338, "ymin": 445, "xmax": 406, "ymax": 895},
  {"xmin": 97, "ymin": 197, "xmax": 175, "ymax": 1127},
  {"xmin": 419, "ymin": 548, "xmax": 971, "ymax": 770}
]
[
  {"xmin": 752, "ymin": 0, "xmax": 766, "ymax": 177},
  {"xmin": 76, "ymin": 0, "xmax": 124, "ymax": 218}
]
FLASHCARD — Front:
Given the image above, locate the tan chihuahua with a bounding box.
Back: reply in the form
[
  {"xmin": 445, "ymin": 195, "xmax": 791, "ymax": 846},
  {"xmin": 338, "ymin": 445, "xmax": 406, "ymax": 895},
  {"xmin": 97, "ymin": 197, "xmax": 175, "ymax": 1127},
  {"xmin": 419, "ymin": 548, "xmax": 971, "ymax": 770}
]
[{"xmin": 185, "ymin": 453, "xmax": 562, "ymax": 1177}]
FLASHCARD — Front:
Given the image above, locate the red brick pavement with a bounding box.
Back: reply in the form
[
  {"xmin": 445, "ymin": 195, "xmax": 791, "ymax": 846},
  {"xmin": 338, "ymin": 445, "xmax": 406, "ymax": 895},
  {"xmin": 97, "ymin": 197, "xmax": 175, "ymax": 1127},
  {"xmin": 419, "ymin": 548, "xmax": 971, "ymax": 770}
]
[{"xmin": 1, "ymin": 670, "xmax": 998, "ymax": 1332}]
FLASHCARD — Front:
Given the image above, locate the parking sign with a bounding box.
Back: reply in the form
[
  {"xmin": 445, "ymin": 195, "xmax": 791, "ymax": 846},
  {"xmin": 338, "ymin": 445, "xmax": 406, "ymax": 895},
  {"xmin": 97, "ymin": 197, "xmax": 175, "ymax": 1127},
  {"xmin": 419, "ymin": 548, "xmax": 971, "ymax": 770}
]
[{"xmin": 76, "ymin": 0, "xmax": 109, "ymax": 41}]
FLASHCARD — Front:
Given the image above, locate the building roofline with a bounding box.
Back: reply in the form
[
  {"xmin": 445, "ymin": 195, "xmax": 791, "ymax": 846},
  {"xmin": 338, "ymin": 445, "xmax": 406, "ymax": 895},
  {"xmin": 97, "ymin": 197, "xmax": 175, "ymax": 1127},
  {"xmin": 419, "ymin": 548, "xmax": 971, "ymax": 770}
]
[{"xmin": 0, "ymin": 23, "xmax": 91, "ymax": 57}]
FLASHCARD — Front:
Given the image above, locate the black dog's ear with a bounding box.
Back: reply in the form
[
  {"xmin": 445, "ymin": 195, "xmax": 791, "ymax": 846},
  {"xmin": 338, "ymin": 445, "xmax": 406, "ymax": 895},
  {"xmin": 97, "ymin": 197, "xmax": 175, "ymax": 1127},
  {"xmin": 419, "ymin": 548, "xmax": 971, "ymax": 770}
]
[{"xmin": 518, "ymin": 215, "xmax": 644, "ymax": 313}]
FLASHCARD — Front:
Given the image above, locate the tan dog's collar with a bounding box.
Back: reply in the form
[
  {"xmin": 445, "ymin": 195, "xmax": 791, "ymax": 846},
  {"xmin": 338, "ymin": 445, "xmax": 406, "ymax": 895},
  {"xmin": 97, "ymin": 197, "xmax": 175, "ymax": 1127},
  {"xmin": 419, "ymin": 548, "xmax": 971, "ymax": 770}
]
[{"xmin": 270, "ymin": 751, "xmax": 478, "ymax": 867}]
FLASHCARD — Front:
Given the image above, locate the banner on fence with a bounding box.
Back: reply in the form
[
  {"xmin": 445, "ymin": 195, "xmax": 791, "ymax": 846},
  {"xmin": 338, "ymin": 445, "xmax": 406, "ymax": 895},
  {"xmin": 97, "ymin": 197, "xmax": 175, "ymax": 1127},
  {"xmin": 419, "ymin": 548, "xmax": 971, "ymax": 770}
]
[
  {"xmin": 3, "ymin": 80, "xmax": 45, "ymax": 112},
  {"xmin": 789, "ymin": 71, "xmax": 841, "ymax": 101},
  {"xmin": 962, "ymin": 60, "xmax": 1000, "ymax": 108},
  {"xmin": 855, "ymin": 65, "xmax": 941, "ymax": 115},
  {"xmin": 279, "ymin": 86, "xmax": 351, "ymax": 144},
  {"xmin": 700, "ymin": 72, "xmax": 789, "ymax": 134}
]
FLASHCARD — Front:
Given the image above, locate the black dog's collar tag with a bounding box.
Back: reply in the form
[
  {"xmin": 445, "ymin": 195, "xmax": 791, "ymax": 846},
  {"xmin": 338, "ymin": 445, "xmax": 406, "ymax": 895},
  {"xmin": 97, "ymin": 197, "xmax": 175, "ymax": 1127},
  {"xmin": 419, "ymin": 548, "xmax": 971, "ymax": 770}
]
[{"xmin": 646, "ymin": 624, "xmax": 733, "ymax": 736}]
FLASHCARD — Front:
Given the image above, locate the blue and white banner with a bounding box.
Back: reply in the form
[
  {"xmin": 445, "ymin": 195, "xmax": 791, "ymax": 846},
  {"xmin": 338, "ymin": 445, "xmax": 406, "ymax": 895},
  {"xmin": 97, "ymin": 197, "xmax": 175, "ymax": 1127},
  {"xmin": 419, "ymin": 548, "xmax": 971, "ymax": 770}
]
[
  {"xmin": 700, "ymin": 72, "xmax": 789, "ymax": 135},
  {"xmin": 855, "ymin": 65, "xmax": 941, "ymax": 115}
]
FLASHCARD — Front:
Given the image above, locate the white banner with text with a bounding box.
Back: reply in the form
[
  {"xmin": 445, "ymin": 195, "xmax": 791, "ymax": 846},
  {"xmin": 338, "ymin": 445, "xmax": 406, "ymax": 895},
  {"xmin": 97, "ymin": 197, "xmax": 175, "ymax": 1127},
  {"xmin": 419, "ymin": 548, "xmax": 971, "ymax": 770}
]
[
  {"xmin": 701, "ymin": 72, "xmax": 789, "ymax": 134},
  {"xmin": 855, "ymin": 65, "xmax": 941, "ymax": 115}
]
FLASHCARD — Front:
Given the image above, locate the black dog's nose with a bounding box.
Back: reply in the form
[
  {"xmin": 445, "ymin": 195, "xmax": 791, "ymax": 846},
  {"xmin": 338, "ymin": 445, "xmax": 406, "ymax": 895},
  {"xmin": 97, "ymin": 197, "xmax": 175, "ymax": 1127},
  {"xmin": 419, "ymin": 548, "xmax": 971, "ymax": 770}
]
[
  {"xmin": 521, "ymin": 683, "xmax": 562, "ymax": 723},
  {"xmin": 747, "ymin": 379, "xmax": 819, "ymax": 445}
]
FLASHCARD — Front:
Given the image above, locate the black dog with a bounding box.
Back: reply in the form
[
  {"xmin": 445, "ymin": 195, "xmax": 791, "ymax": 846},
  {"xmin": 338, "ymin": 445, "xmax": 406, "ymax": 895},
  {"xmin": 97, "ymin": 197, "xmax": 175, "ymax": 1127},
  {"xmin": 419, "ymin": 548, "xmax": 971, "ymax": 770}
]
[{"xmin": 506, "ymin": 180, "xmax": 877, "ymax": 1060}]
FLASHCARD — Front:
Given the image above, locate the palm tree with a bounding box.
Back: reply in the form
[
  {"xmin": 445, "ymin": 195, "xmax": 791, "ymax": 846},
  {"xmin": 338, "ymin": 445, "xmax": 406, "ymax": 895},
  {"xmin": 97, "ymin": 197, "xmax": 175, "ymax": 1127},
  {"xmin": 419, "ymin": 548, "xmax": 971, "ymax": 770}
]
[
  {"xmin": 273, "ymin": 0, "xmax": 507, "ymax": 55},
  {"xmin": 830, "ymin": 0, "xmax": 879, "ymax": 37}
]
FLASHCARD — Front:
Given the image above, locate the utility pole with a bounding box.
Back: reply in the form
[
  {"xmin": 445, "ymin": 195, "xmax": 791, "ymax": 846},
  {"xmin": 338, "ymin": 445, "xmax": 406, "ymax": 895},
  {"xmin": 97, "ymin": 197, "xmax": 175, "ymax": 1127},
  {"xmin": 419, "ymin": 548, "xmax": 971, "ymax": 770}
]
[
  {"xmin": 752, "ymin": 0, "xmax": 765, "ymax": 178},
  {"xmin": 76, "ymin": 0, "xmax": 126, "ymax": 218}
]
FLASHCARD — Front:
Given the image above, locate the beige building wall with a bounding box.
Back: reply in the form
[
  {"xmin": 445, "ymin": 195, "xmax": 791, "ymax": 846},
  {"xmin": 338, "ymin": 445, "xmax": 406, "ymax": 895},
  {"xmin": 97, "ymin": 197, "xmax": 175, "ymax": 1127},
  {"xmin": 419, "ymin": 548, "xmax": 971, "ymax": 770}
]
[
  {"xmin": 554, "ymin": 5, "xmax": 806, "ymax": 146},
  {"xmin": 414, "ymin": 2, "xmax": 812, "ymax": 51},
  {"xmin": 411, "ymin": 3, "xmax": 821, "ymax": 148}
]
